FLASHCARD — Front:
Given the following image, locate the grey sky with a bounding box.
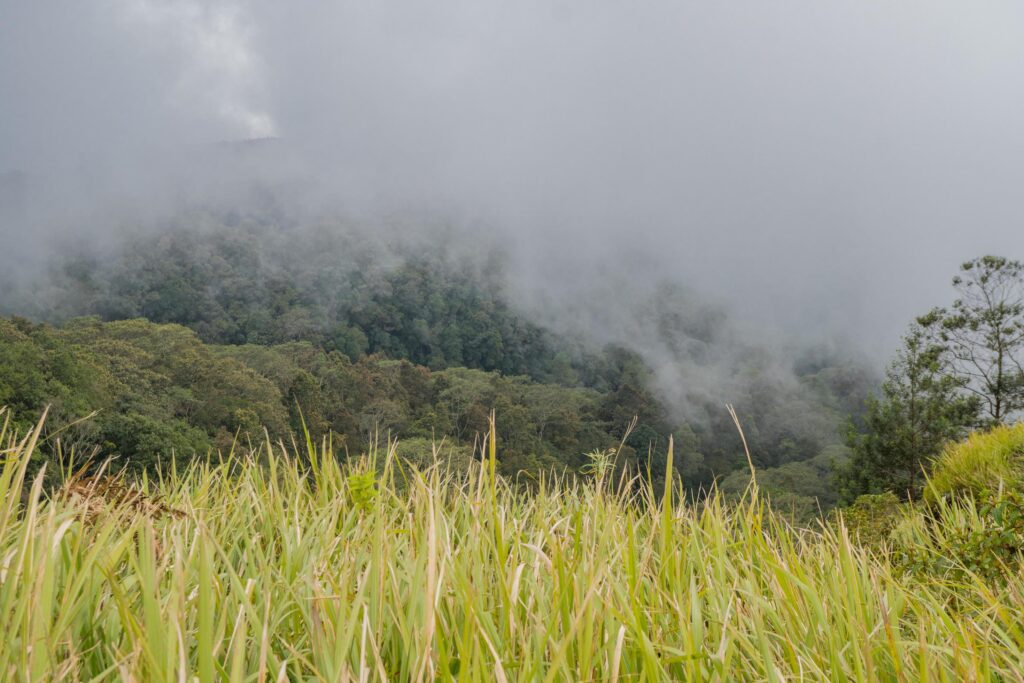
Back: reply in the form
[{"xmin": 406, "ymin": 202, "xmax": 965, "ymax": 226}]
[{"xmin": 2, "ymin": 0, "xmax": 1024, "ymax": 359}]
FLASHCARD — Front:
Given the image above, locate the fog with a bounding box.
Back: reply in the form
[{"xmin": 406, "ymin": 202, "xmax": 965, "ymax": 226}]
[{"xmin": 3, "ymin": 0, "xmax": 1024, "ymax": 365}]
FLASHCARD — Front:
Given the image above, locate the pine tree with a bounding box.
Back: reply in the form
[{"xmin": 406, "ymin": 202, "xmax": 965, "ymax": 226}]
[{"xmin": 836, "ymin": 324, "xmax": 977, "ymax": 502}]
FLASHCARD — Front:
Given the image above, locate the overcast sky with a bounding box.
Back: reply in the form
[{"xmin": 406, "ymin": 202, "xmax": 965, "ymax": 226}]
[{"xmin": 2, "ymin": 0, "xmax": 1023, "ymax": 358}]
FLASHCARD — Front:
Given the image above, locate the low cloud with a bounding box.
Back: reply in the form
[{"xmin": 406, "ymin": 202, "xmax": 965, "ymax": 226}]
[{"xmin": 3, "ymin": 1, "xmax": 1023, "ymax": 364}]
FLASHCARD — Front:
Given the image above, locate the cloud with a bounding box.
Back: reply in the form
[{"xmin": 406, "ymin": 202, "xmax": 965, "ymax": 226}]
[
  {"xmin": 2, "ymin": 0, "xmax": 1024, "ymax": 362},
  {"xmin": 114, "ymin": 0, "xmax": 275, "ymax": 139}
]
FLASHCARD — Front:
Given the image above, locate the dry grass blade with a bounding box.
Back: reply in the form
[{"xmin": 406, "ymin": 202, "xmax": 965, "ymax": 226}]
[{"xmin": 0, "ymin": 407, "xmax": 1021, "ymax": 681}]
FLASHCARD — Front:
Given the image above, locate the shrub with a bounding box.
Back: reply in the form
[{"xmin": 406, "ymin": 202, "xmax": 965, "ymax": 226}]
[
  {"xmin": 895, "ymin": 490, "xmax": 1024, "ymax": 584},
  {"xmin": 832, "ymin": 492, "xmax": 905, "ymax": 549}
]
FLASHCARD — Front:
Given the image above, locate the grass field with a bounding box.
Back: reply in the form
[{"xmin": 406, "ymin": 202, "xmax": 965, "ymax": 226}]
[{"xmin": 2, "ymin": 408, "xmax": 1023, "ymax": 681}]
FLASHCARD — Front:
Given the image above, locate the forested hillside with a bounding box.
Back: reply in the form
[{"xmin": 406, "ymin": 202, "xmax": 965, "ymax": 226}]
[
  {"xmin": 0, "ymin": 217, "xmax": 873, "ymax": 508},
  {"xmin": 23, "ymin": 219, "xmax": 582, "ymax": 381},
  {"xmin": 0, "ymin": 317, "xmax": 607, "ymax": 474}
]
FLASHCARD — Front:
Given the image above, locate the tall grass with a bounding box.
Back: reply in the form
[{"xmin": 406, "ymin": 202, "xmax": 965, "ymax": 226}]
[
  {"xmin": 2, "ymin": 408, "xmax": 1023, "ymax": 681},
  {"xmin": 926, "ymin": 422, "xmax": 1024, "ymax": 503}
]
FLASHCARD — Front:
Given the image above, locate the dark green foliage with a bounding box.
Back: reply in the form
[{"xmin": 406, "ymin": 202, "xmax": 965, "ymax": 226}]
[
  {"xmin": 35, "ymin": 223, "xmax": 593, "ymax": 385},
  {"xmin": 0, "ymin": 317, "xmax": 622, "ymax": 480},
  {"xmin": 0, "ymin": 317, "xmax": 289, "ymax": 473},
  {"xmin": 97, "ymin": 413, "xmax": 210, "ymax": 473},
  {"xmin": 835, "ymin": 324, "xmax": 978, "ymax": 503},
  {"xmin": 833, "ymin": 254, "xmax": 1024, "ymax": 507},
  {"xmin": 0, "ymin": 313, "xmax": 865, "ymax": 504}
]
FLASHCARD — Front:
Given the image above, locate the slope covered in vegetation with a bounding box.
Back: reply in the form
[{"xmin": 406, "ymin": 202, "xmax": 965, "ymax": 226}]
[
  {"xmin": 1, "ymin": 217, "xmax": 872, "ymax": 506},
  {"xmin": 0, "ymin": 316, "xmax": 619, "ymax": 481}
]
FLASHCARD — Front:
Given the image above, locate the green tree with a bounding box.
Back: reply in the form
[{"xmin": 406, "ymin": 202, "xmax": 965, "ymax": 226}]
[
  {"xmin": 927, "ymin": 255, "xmax": 1024, "ymax": 425},
  {"xmin": 836, "ymin": 324, "xmax": 977, "ymax": 502}
]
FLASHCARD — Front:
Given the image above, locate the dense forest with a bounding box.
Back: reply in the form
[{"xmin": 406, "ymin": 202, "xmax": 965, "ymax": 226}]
[
  {"xmin": 1, "ymin": 215, "xmax": 874, "ymax": 512},
  {"xmin": 5, "ymin": 216, "xmax": 1021, "ymax": 515}
]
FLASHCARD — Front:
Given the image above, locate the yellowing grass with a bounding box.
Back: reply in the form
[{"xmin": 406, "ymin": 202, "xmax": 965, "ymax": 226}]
[
  {"xmin": 926, "ymin": 422, "xmax": 1024, "ymax": 503},
  {"xmin": 1, "ymin": 409, "xmax": 1024, "ymax": 681}
]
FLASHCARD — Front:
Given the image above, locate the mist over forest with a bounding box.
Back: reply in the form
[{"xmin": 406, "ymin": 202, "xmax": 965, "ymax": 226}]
[
  {"xmin": 3, "ymin": 0, "xmax": 1024, "ymax": 506},
  {"xmin": 5, "ymin": 2, "xmax": 1024, "ymax": 679},
  {"xmin": 4, "ymin": 1, "xmax": 1023, "ymax": 348}
]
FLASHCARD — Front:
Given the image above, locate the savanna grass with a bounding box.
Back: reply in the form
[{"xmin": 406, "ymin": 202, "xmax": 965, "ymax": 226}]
[
  {"xmin": 1, "ymin": 407, "xmax": 1023, "ymax": 681},
  {"xmin": 926, "ymin": 422, "xmax": 1024, "ymax": 503}
]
